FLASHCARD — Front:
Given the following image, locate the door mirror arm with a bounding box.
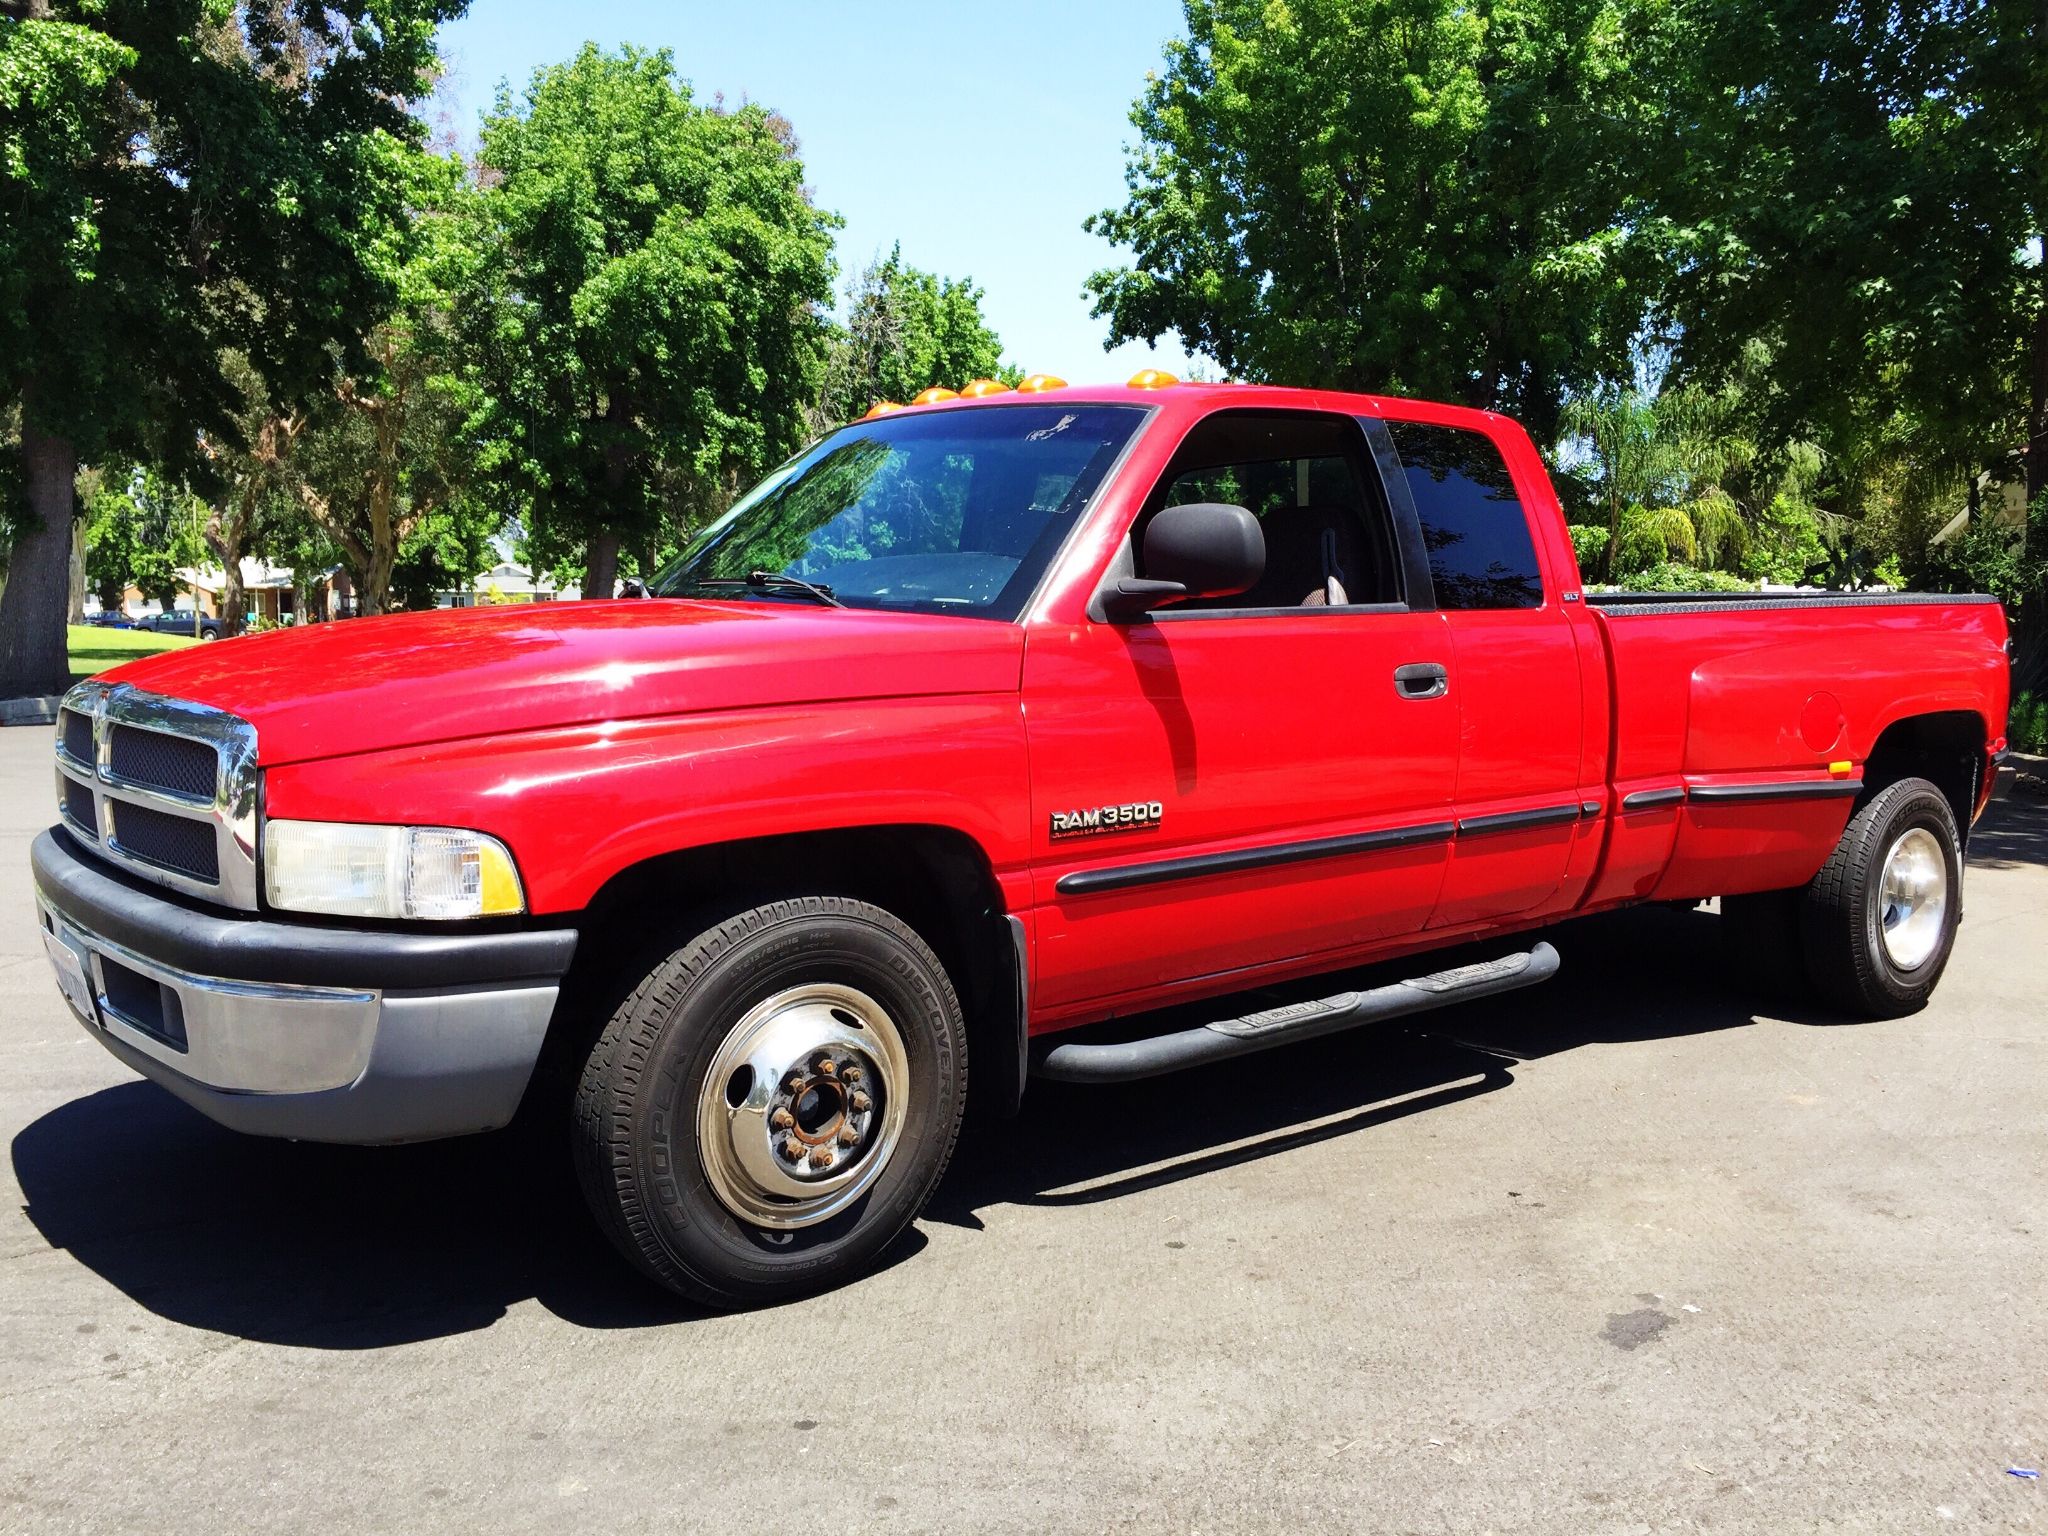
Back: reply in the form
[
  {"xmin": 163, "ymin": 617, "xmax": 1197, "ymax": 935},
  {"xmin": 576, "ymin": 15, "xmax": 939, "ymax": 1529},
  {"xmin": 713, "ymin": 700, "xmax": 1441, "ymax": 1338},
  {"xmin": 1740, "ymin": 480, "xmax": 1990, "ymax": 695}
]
[{"xmin": 1101, "ymin": 578, "xmax": 1190, "ymax": 621}]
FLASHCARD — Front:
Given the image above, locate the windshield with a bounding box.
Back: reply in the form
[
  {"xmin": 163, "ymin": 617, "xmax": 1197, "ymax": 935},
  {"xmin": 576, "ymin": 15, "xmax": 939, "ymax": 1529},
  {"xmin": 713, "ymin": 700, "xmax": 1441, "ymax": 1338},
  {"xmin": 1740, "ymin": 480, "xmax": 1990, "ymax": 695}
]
[{"xmin": 651, "ymin": 404, "xmax": 1147, "ymax": 619}]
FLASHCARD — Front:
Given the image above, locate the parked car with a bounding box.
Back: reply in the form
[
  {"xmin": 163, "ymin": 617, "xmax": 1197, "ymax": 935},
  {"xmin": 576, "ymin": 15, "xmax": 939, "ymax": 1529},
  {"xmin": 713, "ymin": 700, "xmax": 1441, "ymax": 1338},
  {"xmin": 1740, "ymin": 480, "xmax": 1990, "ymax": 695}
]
[
  {"xmin": 133, "ymin": 610, "xmax": 225, "ymax": 640},
  {"xmin": 33, "ymin": 378, "xmax": 2011, "ymax": 1307},
  {"xmin": 79, "ymin": 610, "xmax": 134, "ymax": 629}
]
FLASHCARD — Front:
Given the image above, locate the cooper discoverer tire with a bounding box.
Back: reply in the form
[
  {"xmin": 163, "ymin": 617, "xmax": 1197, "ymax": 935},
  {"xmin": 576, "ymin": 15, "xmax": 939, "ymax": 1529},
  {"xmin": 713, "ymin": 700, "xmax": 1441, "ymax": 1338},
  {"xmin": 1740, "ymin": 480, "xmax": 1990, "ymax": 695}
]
[
  {"xmin": 572, "ymin": 897, "xmax": 967, "ymax": 1307},
  {"xmin": 1801, "ymin": 776, "xmax": 1962, "ymax": 1019}
]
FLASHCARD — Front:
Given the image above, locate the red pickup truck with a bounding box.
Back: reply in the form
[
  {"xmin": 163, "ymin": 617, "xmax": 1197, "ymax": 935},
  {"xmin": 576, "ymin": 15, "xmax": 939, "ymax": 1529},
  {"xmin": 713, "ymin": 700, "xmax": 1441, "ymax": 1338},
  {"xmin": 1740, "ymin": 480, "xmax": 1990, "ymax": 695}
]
[{"xmin": 34, "ymin": 379, "xmax": 2011, "ymax": 1306}]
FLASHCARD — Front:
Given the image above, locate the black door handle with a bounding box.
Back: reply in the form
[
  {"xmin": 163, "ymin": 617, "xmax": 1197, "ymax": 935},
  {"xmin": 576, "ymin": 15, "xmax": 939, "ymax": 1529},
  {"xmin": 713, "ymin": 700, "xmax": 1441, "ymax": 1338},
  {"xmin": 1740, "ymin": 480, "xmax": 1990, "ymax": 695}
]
[{"xmin": 1393, "ymin": 662, "xmax": 1449, "ymax": 700}]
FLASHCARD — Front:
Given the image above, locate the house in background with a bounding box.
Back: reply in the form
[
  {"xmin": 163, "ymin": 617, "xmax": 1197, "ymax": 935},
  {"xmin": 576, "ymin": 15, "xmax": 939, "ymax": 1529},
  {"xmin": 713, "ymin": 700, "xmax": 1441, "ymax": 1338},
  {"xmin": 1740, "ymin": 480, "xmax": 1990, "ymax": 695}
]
[
  {"xmin": 90, "ymin": 560, "xmax": 350, "ymax": 626},
  {"xmin": 1928, "ymin": 474, "xmax": 2031, "ymax": 548},
  {"xmin": 436, "ymin": 558, "xmax": 581, "ymax": 607},
  {"xmin": 85, "ymin": 551, "xmax": 591, "ymax": 626},
  {"xmin": 172, "ymin": 560, "xmax": 299, "ymax": 625}
]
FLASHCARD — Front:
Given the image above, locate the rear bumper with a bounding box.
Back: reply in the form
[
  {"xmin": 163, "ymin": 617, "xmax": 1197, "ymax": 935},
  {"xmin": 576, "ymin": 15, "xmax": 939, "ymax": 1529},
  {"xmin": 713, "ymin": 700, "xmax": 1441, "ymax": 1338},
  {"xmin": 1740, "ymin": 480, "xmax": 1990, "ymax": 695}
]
[{"xmin": 31, "ymin": 828, "xmax": 577, "ymax": 1144}]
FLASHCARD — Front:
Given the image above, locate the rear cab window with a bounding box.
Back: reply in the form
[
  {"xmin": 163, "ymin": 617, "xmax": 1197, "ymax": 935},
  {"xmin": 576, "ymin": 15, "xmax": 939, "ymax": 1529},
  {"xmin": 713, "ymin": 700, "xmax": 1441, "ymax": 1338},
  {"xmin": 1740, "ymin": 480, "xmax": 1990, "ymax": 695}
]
[{"xmin": 1384, "ymin": 421, "xmax": 1545, "ymax": 610}]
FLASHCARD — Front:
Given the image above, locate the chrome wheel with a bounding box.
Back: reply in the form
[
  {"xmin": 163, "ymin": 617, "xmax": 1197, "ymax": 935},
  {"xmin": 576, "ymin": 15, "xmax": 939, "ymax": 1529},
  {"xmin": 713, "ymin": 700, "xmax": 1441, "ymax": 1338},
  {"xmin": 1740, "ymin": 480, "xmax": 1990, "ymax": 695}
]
[
  {"xmin": 695, "ymin": 983, "xmax": 910, "ymax": 1230},
  {"xmin": 1877, "ymin": 827, "xmax": 1948, "ymax": 970}
]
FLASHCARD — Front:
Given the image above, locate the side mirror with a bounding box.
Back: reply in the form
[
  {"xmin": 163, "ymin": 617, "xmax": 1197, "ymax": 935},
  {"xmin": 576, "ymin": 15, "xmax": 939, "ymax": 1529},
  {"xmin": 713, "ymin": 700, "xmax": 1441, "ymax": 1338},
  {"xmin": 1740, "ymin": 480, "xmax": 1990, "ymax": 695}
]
[{"xmin": 1103, "ymin": 501, "xmax": 1265, "ymax": 619}]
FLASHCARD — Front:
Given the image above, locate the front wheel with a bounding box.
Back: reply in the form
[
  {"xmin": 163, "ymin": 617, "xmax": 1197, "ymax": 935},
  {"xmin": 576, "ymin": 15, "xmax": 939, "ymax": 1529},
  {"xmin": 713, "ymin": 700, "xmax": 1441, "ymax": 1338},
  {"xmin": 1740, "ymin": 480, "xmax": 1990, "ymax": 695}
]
[
  {"xmin": 1802, "ymin": 777, "xmax": 1962, "ymax": 1018},
  {"xmin": 571, "ymin": 897, "xmax": 967, "ymax": 1307}
]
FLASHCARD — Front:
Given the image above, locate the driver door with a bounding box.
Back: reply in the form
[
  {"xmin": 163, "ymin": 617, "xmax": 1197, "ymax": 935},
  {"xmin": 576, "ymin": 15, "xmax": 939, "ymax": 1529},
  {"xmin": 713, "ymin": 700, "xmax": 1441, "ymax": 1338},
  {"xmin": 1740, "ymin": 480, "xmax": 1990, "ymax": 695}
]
[{"xmin": 1022, "ymin": 409, "xmax": 1459, "ymax": 1017}]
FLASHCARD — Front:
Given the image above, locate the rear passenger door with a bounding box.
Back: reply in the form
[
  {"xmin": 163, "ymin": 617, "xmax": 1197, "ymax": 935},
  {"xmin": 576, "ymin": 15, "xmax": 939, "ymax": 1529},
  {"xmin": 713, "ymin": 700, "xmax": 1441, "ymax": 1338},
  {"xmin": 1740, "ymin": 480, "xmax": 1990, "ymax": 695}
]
[{"xmin": 1378, "ymin": 417, "xmax": 1588, "ymax": 929}]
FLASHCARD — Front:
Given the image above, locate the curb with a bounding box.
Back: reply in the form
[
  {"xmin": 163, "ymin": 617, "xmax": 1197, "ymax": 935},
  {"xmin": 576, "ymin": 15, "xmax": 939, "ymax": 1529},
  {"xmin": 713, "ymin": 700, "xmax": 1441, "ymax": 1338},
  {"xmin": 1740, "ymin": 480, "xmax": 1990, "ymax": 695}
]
[{"xmin": 0, "ymin": 696, "xmax": 61, "ymax": 727}]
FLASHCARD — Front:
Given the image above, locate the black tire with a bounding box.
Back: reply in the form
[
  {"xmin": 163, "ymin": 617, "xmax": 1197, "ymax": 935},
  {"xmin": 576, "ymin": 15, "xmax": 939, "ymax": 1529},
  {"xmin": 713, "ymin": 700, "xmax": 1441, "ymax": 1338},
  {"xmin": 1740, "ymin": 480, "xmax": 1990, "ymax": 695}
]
[
  {"xmin": 1801, "ymin": 777, "xmax": 1962, "ymax": 1018},
  {"xmin": 571, "ymin": 896, "xmax": 967, "ymax": 1307},
  {"xmin": 1720, "ymin": 886, "xmax": 1811, "ymax": 1003}
]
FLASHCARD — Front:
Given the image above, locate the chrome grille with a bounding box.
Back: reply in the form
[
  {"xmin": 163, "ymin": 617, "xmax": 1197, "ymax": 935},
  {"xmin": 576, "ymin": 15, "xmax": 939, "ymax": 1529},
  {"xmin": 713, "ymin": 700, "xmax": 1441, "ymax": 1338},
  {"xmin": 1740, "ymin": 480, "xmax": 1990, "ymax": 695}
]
[
  {"xmin": 54, "ymin": 682, "xmax": 260, "ymax": 910},
  {"xmin": 59, "ymin": 774, "xmax": 98, "ymax": 839},
  {"xmin": 110, "ymin": 801, "xmax": 222, "ymax": 883},
  {"xmin": 108, "ymin": 723, "xmax": 219, "ymax": 801},
  {"xmin": 60, "ymin": 708, "xmax": 94, "ymax": 766}
]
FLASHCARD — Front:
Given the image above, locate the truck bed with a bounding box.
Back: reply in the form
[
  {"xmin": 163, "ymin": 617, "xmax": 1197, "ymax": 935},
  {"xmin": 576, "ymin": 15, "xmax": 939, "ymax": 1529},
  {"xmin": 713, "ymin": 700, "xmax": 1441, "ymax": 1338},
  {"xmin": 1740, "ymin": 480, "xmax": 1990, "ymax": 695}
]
[{"xmin": 1580, "ymin": 591, "xmax": 2008, "ymax": 907}]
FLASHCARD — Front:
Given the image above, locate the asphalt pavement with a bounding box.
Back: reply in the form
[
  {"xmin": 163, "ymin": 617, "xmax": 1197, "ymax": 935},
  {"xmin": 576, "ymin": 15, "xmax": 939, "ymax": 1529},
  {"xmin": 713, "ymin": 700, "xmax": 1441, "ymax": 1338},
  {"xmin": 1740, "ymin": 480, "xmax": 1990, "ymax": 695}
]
[{"xmin": 2, "ymin": 722, "xmax": 2043, "ymax": 1534}]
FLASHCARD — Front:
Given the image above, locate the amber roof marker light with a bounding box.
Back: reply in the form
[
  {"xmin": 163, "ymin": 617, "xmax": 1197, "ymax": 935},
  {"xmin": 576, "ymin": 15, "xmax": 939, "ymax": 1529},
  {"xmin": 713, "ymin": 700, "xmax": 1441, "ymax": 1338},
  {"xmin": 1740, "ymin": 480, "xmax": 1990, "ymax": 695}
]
[
  {"xmin": 1015, "ymin": 373, "xmax": 1068, "ymax": 393},
  {"xmin": 861, "ymin": 401, "xmax": 904, "ymax": 420},
  {"xmin": 910, "ymin": 386, "xmax": 960, "ymax": 405},
  {"xmin": 1127, "ymin": 368, "xmax": 1179, "ymax": 389},
  {"xmin": 959, "ymin": 378, "xmax": 1012, "ymax": 398}
]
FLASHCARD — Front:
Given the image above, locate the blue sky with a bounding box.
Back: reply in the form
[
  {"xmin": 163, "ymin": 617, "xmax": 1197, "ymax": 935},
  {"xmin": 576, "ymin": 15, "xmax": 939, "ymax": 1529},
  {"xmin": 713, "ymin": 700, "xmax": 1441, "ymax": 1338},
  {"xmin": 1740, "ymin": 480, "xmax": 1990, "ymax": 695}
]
[{"xmin": 432, "ymin": 1, "xmax": 1201, "ymax": 384}]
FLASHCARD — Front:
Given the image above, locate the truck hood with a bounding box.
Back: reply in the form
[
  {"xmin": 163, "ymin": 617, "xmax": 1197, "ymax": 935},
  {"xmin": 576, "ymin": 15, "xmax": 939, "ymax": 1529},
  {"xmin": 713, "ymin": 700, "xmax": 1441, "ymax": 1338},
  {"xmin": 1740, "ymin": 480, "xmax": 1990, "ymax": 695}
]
[{"xmin": 102, "ymin": 599, "xmax": 1026, "ymax": 767}]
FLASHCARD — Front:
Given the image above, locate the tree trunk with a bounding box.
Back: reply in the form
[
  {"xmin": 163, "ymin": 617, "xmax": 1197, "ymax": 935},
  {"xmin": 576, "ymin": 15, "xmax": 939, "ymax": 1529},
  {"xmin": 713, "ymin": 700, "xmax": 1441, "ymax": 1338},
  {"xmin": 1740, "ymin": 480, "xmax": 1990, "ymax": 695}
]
[
  {"xmin": 585, "ymin": 529, "xmax": 621, "ymax": 601},
  {"xmin": 2016, "ymin": 246, "xmax": 2048, "ymax": 700},
  {"xmin": 0, "ymin": 408, "xmax": 80, "ymax": 698},
  {"xmin": 68, "ymin": 518, "xmax": 87, "ymax": 624},
  {"xmin": 219, "ymin": 561, "xmax": 246, "ymax": 635},
  {"xmin": 585, "ymin": 386, "xmax": 631, "ymax": 599},
  {"xmin": 1600, "ymin": 486, "xmax": 1623, "ymax": 584},
  {"xmin": 204, "ymin": 511, "xmax": 248, "ymax": 637}
]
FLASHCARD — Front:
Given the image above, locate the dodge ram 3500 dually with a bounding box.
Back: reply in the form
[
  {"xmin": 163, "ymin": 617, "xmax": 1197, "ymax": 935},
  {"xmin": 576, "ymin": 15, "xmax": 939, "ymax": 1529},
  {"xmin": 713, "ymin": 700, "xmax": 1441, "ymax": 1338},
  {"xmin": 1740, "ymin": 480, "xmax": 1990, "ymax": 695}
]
[{"xmin": 32, "ymin": 379, "xmax": 2011, "ymax": 1305}]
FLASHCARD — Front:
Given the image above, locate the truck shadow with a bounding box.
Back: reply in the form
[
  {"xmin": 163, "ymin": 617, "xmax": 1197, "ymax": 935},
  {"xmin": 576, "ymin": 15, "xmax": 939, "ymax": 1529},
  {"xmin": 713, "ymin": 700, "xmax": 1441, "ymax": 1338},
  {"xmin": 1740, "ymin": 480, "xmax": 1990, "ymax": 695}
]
[
  {"xmin": 12, "ymin": 899, "xmax": 1816, "ymax": 1347},
  {"xmin": 928, "ymin": 900, "xmax": 1784, "ymax": 1224},
  {"xmin": 1967, "ymin": 781, "xmax": 2048, "ymax": 871}
]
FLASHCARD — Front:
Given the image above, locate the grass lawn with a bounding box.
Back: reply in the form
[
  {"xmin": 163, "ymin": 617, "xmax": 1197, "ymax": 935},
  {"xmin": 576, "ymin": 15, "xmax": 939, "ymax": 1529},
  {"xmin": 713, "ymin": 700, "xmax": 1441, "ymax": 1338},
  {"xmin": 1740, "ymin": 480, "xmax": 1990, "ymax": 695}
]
[{"xmin": 68, "ymin": 624, "xmax": 198, "ymax": 685}]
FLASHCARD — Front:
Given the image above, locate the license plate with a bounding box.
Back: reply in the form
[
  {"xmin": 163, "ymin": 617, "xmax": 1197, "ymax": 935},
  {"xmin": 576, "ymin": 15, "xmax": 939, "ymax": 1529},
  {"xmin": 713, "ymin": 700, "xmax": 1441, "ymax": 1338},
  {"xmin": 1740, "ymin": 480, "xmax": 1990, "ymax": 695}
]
[{"xmin": 41, "ymin": 928, "xmax": 99, "ymax": 1028}]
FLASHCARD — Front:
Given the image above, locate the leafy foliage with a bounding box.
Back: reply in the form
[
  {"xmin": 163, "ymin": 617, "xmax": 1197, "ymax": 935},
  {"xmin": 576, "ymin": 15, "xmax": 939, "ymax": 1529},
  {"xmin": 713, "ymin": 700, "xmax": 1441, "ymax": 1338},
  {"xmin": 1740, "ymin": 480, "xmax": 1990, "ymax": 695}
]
[
  {"xmin": 1085, "ymin": 0, "xmax": 1664, "ymax": 441},
  {"xmin": 2010, "ymin": 691, "xmax": 2047, "ymax": 754},
  {"xmin": 1616, "ymin": 561, "xmax": 1759, "ymax": 593},
  {"xmin": 292, "ymin": 142, "xmax": 486, "ymax": 614},
  {"xmin": 0, "ymin": 0, "xmax": 467, "ymax": 693},
  {"xmin": 471, "ymin": 44, "xmax": 839, "ymax": 596},
  {"xmin": 814, "ymin": 245, "xmax": 1008, "ymax": 428}
]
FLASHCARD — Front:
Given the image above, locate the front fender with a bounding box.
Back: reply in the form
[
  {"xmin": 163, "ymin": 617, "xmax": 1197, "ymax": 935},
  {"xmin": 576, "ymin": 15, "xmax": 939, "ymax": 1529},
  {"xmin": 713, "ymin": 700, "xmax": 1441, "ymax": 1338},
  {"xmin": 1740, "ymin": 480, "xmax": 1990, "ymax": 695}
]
[{"xmin": 262, "ymin": 695, "xmax": 1035, "ymax": 915}]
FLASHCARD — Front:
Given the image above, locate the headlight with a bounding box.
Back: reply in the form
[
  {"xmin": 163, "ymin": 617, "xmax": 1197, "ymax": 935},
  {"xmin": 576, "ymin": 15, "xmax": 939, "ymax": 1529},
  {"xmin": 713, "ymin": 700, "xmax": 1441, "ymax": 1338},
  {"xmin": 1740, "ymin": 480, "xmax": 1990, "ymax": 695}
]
[{"xmin": 263, "ymin": 820, "xmax": 526, "ymax": 920}]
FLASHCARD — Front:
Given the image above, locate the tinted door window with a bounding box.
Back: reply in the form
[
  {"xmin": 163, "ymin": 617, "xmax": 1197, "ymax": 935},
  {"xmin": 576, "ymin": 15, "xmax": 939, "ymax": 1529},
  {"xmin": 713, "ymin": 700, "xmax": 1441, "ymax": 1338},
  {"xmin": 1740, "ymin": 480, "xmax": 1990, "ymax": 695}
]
[{"xmin": 1387, "ymin": 421, "xmax": 1543, "ymax": 609}]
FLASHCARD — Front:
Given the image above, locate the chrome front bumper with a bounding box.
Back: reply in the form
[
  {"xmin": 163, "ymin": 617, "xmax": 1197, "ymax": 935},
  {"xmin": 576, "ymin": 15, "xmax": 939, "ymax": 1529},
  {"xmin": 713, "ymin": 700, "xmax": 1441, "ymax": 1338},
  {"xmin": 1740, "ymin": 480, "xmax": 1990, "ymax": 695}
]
[{"xmin": 32, "ymin": 829, "xmax": 577, "ymax": 1144}]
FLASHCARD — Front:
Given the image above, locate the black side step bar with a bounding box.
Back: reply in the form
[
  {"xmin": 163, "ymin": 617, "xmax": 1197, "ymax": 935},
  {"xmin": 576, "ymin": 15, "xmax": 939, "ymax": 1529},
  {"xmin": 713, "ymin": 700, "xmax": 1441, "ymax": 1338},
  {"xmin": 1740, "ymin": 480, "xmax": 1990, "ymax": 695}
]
[{"xmin": 1030, "ymin": 943, "xmax": 1560, "ymax": 1084}]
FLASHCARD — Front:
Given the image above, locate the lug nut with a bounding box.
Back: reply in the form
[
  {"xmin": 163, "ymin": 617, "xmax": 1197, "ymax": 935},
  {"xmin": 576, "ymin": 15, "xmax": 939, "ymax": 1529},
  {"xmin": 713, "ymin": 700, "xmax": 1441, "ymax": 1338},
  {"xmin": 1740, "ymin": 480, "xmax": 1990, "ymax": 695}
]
[
  {"xmin": 784, "ymin": 1072, "xmax": 806, "ymax": 1092},
  {"xmin": 779, "ymin": 1139, "xmax": 805, "ymax": 1162},
  {"xmin": 837, "ymin": 1125, "xmax": 859, "ymax": 1147},
  {"xmin": 850, "ymin": 1092, "xmax": 871, "ymax": 1113},
  {"xmin": 843, "ymin": 1066, "xmax": 863, "ymax": 1083},
  {"xmin": 809, "ymin": 1148, "xmax": 835, "ymax": 1170},
  {"xmin": 817, "ymin": 1058, "xmax": 838, "ymax": 1077},
  {"xmin": 770, "ymin": 1108, "xmax": 794, "ymax": 1130}
]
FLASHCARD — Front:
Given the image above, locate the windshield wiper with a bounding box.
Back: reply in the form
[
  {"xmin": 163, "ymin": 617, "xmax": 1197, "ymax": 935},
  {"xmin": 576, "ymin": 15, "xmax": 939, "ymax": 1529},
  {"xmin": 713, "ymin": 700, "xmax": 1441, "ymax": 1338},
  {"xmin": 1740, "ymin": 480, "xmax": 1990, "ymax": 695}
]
[{"xmin": 690, "ymin": 572, "xmax": 844, "ymax": 608}]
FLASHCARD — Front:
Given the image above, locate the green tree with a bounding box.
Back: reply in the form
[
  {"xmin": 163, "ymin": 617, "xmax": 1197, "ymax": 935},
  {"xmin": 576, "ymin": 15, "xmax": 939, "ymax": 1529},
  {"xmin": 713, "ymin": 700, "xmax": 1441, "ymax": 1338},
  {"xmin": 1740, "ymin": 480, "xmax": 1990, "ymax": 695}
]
[
  {"xmin": 196, "ymin": 355, "xmax": 307, "ymax": 636},
  {"xmin": 813, "ymin": 245, "xmax": 1009, "ymax": 427},
  {"xmin": 80, "ymin": 466, "xmax": 142, "ymax": 611},
  {"xmin": 1084, "ymin": 0, "xmax": 1662, "ymax": 442},
  {"xmin": 1651, "ymin": 0, "xmax": 2047, "ymax": 679},
  {"xmin": 0, "ymin": 0, "xmax": 465, "ymax": 693},
  {"xmin": 1558, "ymin": 386, "xmax": 1675, "ymax": 578},
  {"xmin": 291, "ymin": 144, "xmax": 484, "ymax": 615},
  {"xmin": 473, "ymin": 44, "xmax": 840, "ymax": 600}
]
